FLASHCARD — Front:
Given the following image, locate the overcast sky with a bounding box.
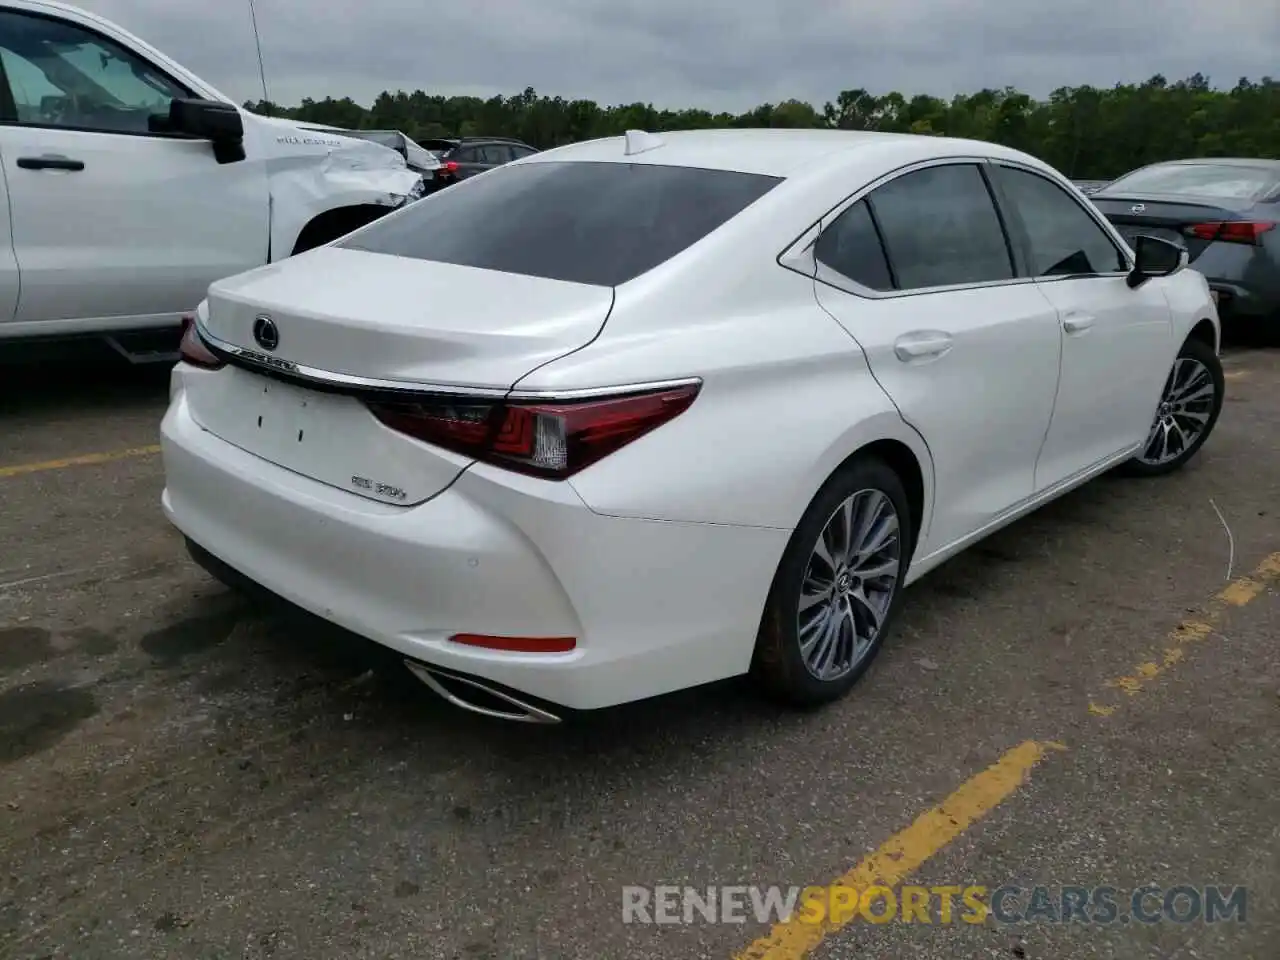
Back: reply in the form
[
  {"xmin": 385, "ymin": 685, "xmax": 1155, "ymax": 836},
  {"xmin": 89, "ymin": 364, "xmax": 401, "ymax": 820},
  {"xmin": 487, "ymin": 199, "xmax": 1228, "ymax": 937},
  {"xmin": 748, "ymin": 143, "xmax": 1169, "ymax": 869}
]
[{"xmin": 77, "ymin": 0, "xmax": 1277, "ymax": 112}]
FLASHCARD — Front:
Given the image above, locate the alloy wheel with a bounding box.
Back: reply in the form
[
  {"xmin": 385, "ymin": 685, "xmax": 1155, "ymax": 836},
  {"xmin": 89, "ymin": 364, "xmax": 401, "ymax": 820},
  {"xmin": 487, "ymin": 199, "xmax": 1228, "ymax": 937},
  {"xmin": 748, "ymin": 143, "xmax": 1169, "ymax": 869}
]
[
  {"xmin": 1137, "ymin": 357, "xmax": 1216, "ymax": 466},
  {"xmin": 796, "ymin": 488, "xmax": 902, "ymax": 682}
]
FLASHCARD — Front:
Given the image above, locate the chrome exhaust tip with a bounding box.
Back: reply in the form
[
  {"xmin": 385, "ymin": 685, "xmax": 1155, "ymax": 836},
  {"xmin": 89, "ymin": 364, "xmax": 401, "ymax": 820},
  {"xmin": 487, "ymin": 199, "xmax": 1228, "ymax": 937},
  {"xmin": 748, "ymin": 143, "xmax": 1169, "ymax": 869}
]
[{"xmin": 403, "ymin": 660, "xmax": 561, "ymax": 724}]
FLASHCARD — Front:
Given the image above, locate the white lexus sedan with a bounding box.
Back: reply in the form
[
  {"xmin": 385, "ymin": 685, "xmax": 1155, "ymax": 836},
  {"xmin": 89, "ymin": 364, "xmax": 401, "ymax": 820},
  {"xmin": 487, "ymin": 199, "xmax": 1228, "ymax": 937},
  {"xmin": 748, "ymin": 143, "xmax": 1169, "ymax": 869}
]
[{"xmin": 160, "ymin": 128, "xmax": 1223, "ymax": 723}]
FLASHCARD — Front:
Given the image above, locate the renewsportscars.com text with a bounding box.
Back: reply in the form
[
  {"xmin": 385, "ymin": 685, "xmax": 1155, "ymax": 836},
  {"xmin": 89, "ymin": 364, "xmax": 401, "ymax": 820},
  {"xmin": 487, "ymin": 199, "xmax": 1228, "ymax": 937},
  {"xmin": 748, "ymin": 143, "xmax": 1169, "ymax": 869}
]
[{"xmin": 621, "ymin": 884, "xmax": 1247, "ymax": 926}]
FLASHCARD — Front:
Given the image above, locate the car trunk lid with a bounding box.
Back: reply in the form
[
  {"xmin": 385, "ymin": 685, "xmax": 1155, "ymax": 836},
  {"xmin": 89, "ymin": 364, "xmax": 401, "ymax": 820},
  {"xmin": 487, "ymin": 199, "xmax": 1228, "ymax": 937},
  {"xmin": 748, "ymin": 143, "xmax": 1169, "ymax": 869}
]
[
  {"xmin": 186, "ymin": 247, "xmax": 613, "ymax": 504},
  {"xmin": 201, "ymin": 247, "xmax": 613, "ymax": 388},
  {"xmin": 1091, "ymin": 193, "xmax": 1264, "ymax": 262}
]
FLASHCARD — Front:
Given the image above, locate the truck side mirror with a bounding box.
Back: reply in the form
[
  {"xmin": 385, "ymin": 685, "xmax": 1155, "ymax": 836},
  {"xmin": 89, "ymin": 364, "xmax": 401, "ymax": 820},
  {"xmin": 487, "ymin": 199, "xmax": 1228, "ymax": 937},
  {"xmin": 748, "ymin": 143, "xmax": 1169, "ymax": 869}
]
[{"xmin": 168, "ymin": 98, "xmax": 246, "ymax": 164}]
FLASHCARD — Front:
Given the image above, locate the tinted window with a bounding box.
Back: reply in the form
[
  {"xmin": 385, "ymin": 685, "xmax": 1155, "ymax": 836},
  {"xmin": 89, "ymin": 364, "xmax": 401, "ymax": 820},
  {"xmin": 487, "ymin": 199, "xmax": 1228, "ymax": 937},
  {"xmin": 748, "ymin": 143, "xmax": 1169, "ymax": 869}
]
[
  {"xmin": 478, "ymin": 144, "xmax": 511, "ymax": 163},
  {"xmin": 815, "ymin": 200, "xmax": 893, "ymax": 291},
  {"xmin": 341, "ymin": 160, "xmax": 781, "ymax": 287},
  {"xmin": 867, "ymin": 164, "xmax": 1013, "ymax": 290},
  {"xmin": 993, "ymin": 166, "xmax": 1126, "ymax": 276},
  {"xmin": 451, "ymin": 146, "xmax": 476, "ymax": 162},
  {"xmin": 1103, "ymin": 163, "xmax": 1278, "ymax": 202},
  {"xmin": 511, "ymin": 145, "xmax": 537, "ymax": 158},
  {"xmin": 0, "ymin": 10, "xmax": 189, "ymax": 134}
]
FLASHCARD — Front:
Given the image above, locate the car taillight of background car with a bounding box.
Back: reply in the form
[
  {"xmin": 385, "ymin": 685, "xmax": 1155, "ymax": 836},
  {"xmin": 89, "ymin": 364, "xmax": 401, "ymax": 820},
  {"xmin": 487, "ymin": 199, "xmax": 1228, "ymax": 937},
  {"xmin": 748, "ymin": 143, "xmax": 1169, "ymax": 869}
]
[{"xmin": 1183, "ymin": 221, "xmax": 1276, "ymax": 245}]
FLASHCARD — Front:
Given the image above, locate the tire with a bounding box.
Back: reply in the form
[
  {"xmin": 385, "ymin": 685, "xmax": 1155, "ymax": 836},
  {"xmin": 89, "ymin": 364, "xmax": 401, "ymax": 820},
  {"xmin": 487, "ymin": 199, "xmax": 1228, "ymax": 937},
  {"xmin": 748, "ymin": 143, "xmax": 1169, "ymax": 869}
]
[
  {"xmin": 1118, "ymin": 336, "xmax": 1224, "ymax": 478},
  {"xmin": 751, "ymin": 456, "xmax": 913, "ymax": 707}
]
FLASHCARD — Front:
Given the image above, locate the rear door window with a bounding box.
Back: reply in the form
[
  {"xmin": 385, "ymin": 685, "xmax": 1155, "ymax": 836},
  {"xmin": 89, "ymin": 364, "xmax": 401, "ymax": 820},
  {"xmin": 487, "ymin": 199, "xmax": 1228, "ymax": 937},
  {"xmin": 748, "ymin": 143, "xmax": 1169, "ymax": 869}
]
[
  {"xmin": 478, "ymin": 144, "xmax": 512, "ymax": 163},
  {"xmin": 341, "ymin": 160, "xmax": 781, "ymax": 287},
  {"xmin": 866, "ymin": 164, "xmax": 1014, "ymax": 290}
]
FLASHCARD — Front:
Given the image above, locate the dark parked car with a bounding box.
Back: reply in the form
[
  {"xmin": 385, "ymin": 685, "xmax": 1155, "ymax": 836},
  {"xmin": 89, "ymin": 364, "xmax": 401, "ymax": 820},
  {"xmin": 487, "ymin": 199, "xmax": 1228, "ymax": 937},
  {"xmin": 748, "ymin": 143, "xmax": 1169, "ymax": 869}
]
[
  {"xmin": 418, "ymin": 137, "xmax": 539, "ymax": 187},
  {"xmin": 1090, "ymin": 159, "xmax": 1280, "ymax": 328}
]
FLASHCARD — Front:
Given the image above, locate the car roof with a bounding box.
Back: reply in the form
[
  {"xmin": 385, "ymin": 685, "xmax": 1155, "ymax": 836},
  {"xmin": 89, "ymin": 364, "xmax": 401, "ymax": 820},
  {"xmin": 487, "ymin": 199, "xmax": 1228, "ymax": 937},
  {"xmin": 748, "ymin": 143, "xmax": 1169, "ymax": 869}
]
[
  {"xmin": 461, "ymin": 137, "xmax": 532, "ymax": 146},
  {"xmin": 1144, "ymin": 157, "xmax": 1280, "ymax": 169},
  {"xmin": 525, "ymin": 128, "xmax": 1040, "ymax": 178}
]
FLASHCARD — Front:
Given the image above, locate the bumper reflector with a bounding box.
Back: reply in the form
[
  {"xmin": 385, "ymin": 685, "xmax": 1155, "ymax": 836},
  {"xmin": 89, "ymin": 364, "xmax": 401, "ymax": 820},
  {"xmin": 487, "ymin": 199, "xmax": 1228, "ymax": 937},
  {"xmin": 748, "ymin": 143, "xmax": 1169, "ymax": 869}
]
[{"xmin": 449, "ymin": 634, "xmax": 577, "ymax": 653}]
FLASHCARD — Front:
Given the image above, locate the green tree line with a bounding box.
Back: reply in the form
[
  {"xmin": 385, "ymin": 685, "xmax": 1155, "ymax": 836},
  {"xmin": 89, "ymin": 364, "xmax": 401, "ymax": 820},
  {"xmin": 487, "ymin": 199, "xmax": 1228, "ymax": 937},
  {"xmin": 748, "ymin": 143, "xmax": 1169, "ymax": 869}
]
[{"xmin": 246, "ymin": 74, "xmax": 1279, "ymax": 180}]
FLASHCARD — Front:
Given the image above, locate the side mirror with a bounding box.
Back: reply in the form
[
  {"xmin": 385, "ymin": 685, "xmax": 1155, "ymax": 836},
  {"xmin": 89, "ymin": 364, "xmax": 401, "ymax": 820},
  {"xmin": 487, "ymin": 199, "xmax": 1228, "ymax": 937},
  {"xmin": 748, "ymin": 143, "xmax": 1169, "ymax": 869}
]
[
  {"xmin": 167, "ymin": 98, "xmax": 246, "ymax": 164},
  {"xmin": 1126, "ymin": 235, "xmax": 1188, "ymax": 288}
]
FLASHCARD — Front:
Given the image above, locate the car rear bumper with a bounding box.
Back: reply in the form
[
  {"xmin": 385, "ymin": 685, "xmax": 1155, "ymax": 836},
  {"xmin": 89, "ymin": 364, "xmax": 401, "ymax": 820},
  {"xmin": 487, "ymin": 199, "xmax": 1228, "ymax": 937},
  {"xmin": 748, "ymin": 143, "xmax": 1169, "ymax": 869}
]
[
  {"xmin": 1189, "ymin": 242, "xmax": 1280, "ymax": 321},
  {"xmin": 1206, "ymin": 280, "xmax": 1278, "ymax": 322},
  {"xmin": 160, "ymin": 386, "xmax": 788, "ymax": 711}
]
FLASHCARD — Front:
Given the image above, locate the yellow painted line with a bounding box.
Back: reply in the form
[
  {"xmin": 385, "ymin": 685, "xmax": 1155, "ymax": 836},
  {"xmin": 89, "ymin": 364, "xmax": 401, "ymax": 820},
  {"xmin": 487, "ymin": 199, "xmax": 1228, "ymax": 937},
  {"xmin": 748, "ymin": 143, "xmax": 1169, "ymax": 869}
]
[
  {"xmin": 0, "ymin": 444, "xmax": 161, "ymax": 479},
  {"xmin": 1253, "ymin": 552, "xmax": 1280, "ymax": 580},
  {"xmin": 1097, "ymin": 551, "xmax": 1280, "ymax": 708},
  {"xmin": 733, "ymin": 741, "xmax": 1064, "ymax": 960},
  {"xmin": 1219, "ymin": 578, "xmax": 1264, "ymax": 607},
  {"xmin": 733, "ymin": 554, "xmax": 1278, "ymax": 958},
  {"xmin": 1223, "ymin": 370, "xmax": 1248, "ymax": 381}
]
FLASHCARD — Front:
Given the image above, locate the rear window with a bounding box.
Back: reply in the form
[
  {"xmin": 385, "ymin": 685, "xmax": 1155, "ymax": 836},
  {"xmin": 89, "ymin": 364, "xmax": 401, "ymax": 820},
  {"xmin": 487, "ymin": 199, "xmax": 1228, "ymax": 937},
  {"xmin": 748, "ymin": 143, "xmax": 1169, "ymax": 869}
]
[
  {"xmin": 340, "ymin": 160, "xmax": 782, "ymax": 287},
  {"xmin": 1102, "ymin": 163, "xmax": 1279, "ymax": 201}
]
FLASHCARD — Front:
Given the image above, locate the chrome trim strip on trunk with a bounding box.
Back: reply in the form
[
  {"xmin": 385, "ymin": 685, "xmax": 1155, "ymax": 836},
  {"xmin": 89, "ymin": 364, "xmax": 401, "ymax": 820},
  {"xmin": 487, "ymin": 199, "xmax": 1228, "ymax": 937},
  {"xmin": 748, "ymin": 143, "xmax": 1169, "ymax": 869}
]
[
  {"xmin": 195, "ymin": 321, "xmax": 509, "ymax": 398},
  {"xmin": 194, "ymin": 319, "xmax": 702, "ymax": 402},
  {"xmin": 506, "ymin": 378, "xmax": 703, "ymax": 400}
]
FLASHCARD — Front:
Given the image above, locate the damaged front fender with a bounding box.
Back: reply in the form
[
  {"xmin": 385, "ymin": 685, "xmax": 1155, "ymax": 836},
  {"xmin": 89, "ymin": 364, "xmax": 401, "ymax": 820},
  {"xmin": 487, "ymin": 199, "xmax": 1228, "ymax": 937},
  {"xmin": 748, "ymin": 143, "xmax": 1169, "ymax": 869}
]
[{"xmin": 258, "ymin": 123, "xmax": 426, "ymax": 261}]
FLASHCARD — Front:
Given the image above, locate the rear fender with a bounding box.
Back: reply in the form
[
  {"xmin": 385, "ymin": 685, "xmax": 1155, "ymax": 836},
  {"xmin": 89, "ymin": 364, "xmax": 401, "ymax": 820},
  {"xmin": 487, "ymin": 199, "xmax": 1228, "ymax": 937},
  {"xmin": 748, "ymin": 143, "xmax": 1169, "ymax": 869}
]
[{"xmin": 546, "ymin": 300, "xmax": 936, "ymax": 542}]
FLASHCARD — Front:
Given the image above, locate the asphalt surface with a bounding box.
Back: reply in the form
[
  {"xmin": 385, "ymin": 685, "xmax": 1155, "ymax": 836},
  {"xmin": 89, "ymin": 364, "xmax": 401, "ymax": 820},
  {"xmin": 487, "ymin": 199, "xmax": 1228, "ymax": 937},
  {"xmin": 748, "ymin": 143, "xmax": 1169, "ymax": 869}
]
[{"xmin": 0, "ymin": 343, "xmax": 1277, "ymax": 960}]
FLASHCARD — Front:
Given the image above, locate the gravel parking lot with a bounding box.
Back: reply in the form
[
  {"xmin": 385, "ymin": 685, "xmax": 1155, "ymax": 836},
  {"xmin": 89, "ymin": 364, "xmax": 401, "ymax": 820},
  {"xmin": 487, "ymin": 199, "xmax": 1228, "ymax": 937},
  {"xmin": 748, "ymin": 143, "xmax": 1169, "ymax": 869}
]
[{"xmin": 1, "ymin": 346, "xmax": 1278, "ymax": 960}]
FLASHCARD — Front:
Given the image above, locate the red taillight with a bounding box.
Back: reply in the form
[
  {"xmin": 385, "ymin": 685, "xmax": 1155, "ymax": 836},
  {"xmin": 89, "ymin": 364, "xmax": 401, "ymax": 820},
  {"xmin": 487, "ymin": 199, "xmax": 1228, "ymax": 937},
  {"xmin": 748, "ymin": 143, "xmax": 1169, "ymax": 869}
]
[
  {"xmin": 178, "ymin": 315, "xmax": 224, "ymax": 369},
  {"xmin": 443, "ymin": 160, "xmax": 459, "ymax": 174},
  {"xmin": 365, "ymin": 398, "xmax": 495, "ymax": 449},
  {"xmin": 1184, "ymin": 221, "xmax": 1276, "ymax": 244},
  {"xmin": 366, "ymin": 382, "xmax": 700, "ymax": 479}
]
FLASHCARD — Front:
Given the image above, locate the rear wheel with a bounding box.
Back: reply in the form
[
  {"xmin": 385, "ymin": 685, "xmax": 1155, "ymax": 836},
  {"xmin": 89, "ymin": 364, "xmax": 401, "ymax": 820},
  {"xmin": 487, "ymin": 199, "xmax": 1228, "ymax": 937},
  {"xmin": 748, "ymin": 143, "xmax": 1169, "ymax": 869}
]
[
  {"xmin": 1120, "ymin": 336, "xmax": 1224, "ymax": 477},
  {"xmin": 751, "ymin": 457, "xmax": 912, "ymax": 707}
]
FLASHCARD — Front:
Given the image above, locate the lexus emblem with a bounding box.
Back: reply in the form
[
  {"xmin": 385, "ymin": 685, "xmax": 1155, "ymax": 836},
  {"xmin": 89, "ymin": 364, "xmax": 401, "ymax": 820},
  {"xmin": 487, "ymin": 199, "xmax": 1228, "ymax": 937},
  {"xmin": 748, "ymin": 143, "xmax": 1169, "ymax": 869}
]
[
  {"xmin": 252, "ymin": 315, "xmax": 279, "ymax": 351},
  {"xmin": 1130, "ymin": 203, "xmax": 1146, "ymax": 214}
]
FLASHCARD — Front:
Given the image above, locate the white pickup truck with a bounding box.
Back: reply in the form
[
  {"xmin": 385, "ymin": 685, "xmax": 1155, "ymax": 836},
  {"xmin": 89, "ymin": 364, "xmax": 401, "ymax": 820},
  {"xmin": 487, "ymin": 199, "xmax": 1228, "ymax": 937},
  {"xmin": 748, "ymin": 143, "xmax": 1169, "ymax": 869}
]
[{"xmin": 0, "ymin": 0, "xmax": 425, "ymax": 361}]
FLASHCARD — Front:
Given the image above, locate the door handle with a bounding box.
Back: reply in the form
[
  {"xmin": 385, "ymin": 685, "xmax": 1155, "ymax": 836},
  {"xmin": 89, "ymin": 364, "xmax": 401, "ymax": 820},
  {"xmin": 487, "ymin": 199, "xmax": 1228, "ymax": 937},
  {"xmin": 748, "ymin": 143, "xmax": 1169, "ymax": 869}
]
[
  {"xmin": 1062, "ymin": 312, "xmax": 1095, "ymax": 334},
  {"xmin": 17, "ymin": 155, "xmax": 84, "ymax": 171},
  {"xmin": 893, "ymin": 331, "xmax": 953, "ymax": 362}
]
